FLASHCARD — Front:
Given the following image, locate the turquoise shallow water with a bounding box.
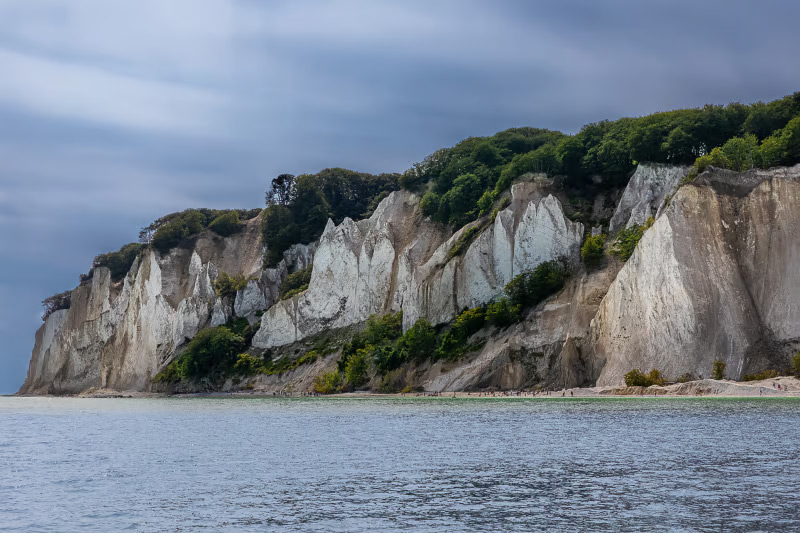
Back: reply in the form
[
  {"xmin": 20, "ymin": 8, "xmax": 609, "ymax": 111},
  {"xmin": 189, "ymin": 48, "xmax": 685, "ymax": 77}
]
[{"xmin": 1, "ymin": 396, "xmax": 799, "ymax": 532}]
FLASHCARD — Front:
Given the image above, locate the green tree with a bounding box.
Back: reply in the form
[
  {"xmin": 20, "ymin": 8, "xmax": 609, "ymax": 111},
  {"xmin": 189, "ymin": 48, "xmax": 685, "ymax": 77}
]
[
  {"xmin": 179, "ymin": 327, "xmax": 246, "ymax": 381},
  {"xmin": 344, "ymin": 348, "xmax": 370, "ymax": 388},
  {"xmin": 580, "ymin": 234, "xmax": 606, "ymax": 269},
  {"xmin": 420, "ymin": 191, "xmax": 441, "ymax": 217},
  {"xmin": 395, "ymin": 319, "xmax": 437, "ymax": 363},
  {"xmin": 314, "ymin": 370, "xmax": 342, "ymax": 394}
]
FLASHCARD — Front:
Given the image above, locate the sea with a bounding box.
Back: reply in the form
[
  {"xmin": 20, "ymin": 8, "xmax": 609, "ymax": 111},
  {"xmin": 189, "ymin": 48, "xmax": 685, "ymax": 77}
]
[{"xmin": 1, "ymin": 396, "xmax": 799, "ymax": 532}]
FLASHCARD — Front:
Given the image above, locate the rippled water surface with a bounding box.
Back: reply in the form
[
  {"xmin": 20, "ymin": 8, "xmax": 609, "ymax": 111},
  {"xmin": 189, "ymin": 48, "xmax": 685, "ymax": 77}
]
[{"xmin": 2, "ymin": 396, "xmax": 800, "ymax": 532}]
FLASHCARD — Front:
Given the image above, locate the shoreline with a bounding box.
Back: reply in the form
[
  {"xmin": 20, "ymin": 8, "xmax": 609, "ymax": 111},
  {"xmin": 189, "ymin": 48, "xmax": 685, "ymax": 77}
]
[{"xmin": 11, "ymin": 376, "xmax": 800, "ymax": 399}]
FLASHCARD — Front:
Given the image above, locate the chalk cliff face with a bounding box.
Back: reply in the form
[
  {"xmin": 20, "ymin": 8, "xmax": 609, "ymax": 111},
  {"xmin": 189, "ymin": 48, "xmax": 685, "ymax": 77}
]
[
  {"xmin": 590, "ymin": 166, "xmax": 800, "ymax": 385},
  {"xmin": 609, "ymin": 163, "xmax": 689, "ymax": 233},
  {"xmin": 19, "ymin": 164, "xmax": 800, "ymax": 394},
  {"xmin": 19, "ymin": 218, "xmax": 310, "ymax": 394},
  {"xmin": 252, "ymin": 182, "xmax": 583, "ymax": 348}
]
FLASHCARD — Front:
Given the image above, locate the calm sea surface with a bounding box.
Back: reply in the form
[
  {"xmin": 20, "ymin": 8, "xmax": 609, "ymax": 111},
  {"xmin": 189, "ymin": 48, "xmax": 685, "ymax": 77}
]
[{"xmin": 1, "ymin": 396, "xmax": 799, "ymax": 532}]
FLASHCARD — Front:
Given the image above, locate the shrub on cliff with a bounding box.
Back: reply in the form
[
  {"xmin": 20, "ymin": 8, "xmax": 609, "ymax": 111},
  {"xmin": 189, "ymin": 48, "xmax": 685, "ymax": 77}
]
[
  {"xmin": 150, "ymin": 209, "xmax": 206, "ymax": 253},
  {"xmin": 179, "ymin": 326, "xmax": 246, "ymax": 382},
  {"xmin": 624, "ymin": 368, "xmax": 665, "ymax": 387},
  {"xmin": 486, "ymin": 298, "xmax": 521, "ymax": 328},
  {"xmin": 214, "ymin": 271, "xmax": 248, "ymax": 299},
  {"xmin": 208, "ymin": 211, "xmax": 241, "ymax": 237},
  {"xmin": 505, "ymin": 259, "xmax": 570, "ymax": 308},
  {"xmin": 448, "ymin": 225, "xmax": 483, "ymax": 259},
  {"xmin": 610, "ymin": 217, "xmax": 654, "ymax": 262},
  {"xmin": 92, "ymin": 242, "xmax": 144, "ymax": 281},
  {"xmin": 41, "ymin": 290, "xmax": 72, "ymax": 320},
  {"xmin": 711, "ymin": 359, "xmax": 727, "ymax": 380},
  {"xmin": 742, "ymin": 369, "xmax": 780, "ymax": 381},
  {"xmin": 279, "ymin": 266, "xmax": 312, "ymax": 300},
  {"xmin": 581, "ymin": 234, "xmax": 606, "ymax": 269}
]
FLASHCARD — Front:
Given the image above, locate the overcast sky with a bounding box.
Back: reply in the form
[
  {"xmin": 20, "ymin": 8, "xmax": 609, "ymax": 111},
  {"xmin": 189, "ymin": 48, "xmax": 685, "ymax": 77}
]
[{"xmin": 1, "ymin": 0, "xmax": 798, "ymax": 394}]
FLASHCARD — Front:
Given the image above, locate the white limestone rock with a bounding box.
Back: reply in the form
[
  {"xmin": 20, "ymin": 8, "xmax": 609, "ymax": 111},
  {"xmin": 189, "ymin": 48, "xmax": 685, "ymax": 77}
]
[{"xmin": 609, "ymin": 163, "xmax": 689, "ymax": 233}]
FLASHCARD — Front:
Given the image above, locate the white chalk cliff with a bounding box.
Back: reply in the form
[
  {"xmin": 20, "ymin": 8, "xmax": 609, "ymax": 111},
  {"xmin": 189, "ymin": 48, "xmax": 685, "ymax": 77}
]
[{"xmin": 19, "ymin": 164, "xmax": 800, "ymax": 394}]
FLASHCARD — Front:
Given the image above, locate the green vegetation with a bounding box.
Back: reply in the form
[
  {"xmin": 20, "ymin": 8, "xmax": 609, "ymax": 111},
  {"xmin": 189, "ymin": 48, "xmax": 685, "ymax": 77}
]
[
  {"xmin": 712, "ymin": 359, "xmax": 727, "ymax": 380},
  {"xmin": 41, "ymin": 290, "xmax": 71, "ymax": 320},
  {"xmin": 742, "ymin": 369, "xmax": 780, "ymax": 381},
  {"xmin": 314, "ymin": 370, "xmax": 342, "ymax": 394},
  {"xmin": 261, "ymin": 170, "xmax": 399, "ymax": 266},
  {"xmin": 399, "ymin": 93, "xmax": 800, "ymax": 233},
  {"xmin": 624, "ymin": 368, "xmax": 666, "ymax": 387},
  {"xmin": 208, "ymin": 211, "xmax": 241, "ymax": 236},
  {"xmin": 153, "ymin": 316, "xmax": 319, "ymax": 387},
  {"xmin": 580, "ymin": 234, "xmax": 606, "ymax": 269},
  {"xmin": 504, "ymin": 259, "xmax": 570, "ymax": 308},
  {"xmin": 676, "ymin": 373, "xmax": 697, "ymax": 384},
  {"xmin": 793, "ymin": 352, "xmax": 800, "ymax": 377},
  {"xmin": 448, "ymin": 225, "xmax": 483, "ymax": 259},
  {"xmin": 92, "ymin": 242, "xmax": 145, "ymax": 281},
  {"xmin": 175, "ymin": 326, "xmax": 246, "ymax": 382},
  {"xmin": 213, "ymin": 271, "xmax": 248, "ymax": 299},
  {"xmin": 141, "ymin": 208, "xmax": 260, "ymax": 254},
  {"xmin": 687, "ymin": 115, "xmax": 800, "ymax": 179},
  {"xmin": 485, "ymin": 298, "xmax": 521, "ymax": 328},
  {"xmin": 610, "ymin": 217, "xmax": 654, "ymax": 262},
  {"xmin": 280, "ymin": 266, "xmax": 312, "ymax": 300}
]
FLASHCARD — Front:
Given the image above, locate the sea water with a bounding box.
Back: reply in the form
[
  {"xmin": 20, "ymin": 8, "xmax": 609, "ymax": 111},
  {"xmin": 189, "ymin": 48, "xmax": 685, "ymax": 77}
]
[{"xmin": 1, "ymin": 396, "xmax": 799, "ymax": 532}]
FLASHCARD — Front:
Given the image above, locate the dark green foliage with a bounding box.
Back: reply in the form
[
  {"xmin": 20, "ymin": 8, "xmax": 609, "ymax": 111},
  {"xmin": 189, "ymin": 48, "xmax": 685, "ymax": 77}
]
[
  {"xmin": 214, "ymin": 271, "xmax": 248, "ymax": 299},
  {"xmin": 151, "ymin": 209, "xmax": 205, "ymax": 253},
  {"xmin": 261, "ymin": 169, "xmax": 399, "ymax": 266},
  {"xmin": 398, "ymin": 92, "xmax": 800, "ymax": 235},
  {"xmin": 261, "ymin": 204, "xmax": 297, "ymax": 266},
  {"xmin": 712, "ymin": 359, "xmax": 726, "ymax": 380},
  {"xmin": 676, "ymin": 373, "xmax": 697, "ymax": 384},
  {"xmin": 624, "ymin": 368, "xmax": 665, "ymax": 387},
  {"xmin": 611, "ymin": 218, "xmax": 653, "ymax": 262},
  {"xmin": 265, "ymin": 174, "xmax": 296, "ymax": 207},
  {"xmin": 41, "ymin": 290, "xmax": 71, "ymax": 320},
  {"xmin": 208, "ymin": 211, "xmax": 241, "ymax": 237},
  {"xmin": 363, "ymin": 312, "xmax": 403, "ymax": 345},
  {"xmin": 580, "ymin": 234, "xmax": 606, "ymax": 269},
  {"xmin": 143, "ymin": 208, "xmax": 260, "ymax": 253},
  {"xmin": 438, "ymin": 172, "xmax": 487, "ymax": 226},
  {"xmin": 394, "ymin": 319, "xmax": 437, "ymax": 364},
  {"xmin": 92, "ymin": 242, "xmax": 144, "ymax": 281},
  {"xmin": 504, "ymin": 259, "xmax": 570, "ymax": 308},
  {"xmin": 435, "ymin": 307, "xmax": 487, "ymax": 361},
  {"xmin": 344, "ymin": 348, "xmax": 370, "ymax": 388},
  {"xmin": 178, "ymin": 326, "xmax": 246, "ymax": 382},
  {"xmin": 485, "ymin": 298, "xmax": 521, "ymax": 328},
  {"xmin": 280, "ymin": 266, "xmax": 312, "ymax": 300},
  {"xmin": 420, "ymin": 191, "xmax": 441, "ymax": 217},
  {"xmin": 793, "ymin": 352, "xmax": 800, "ymax": 377}
]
